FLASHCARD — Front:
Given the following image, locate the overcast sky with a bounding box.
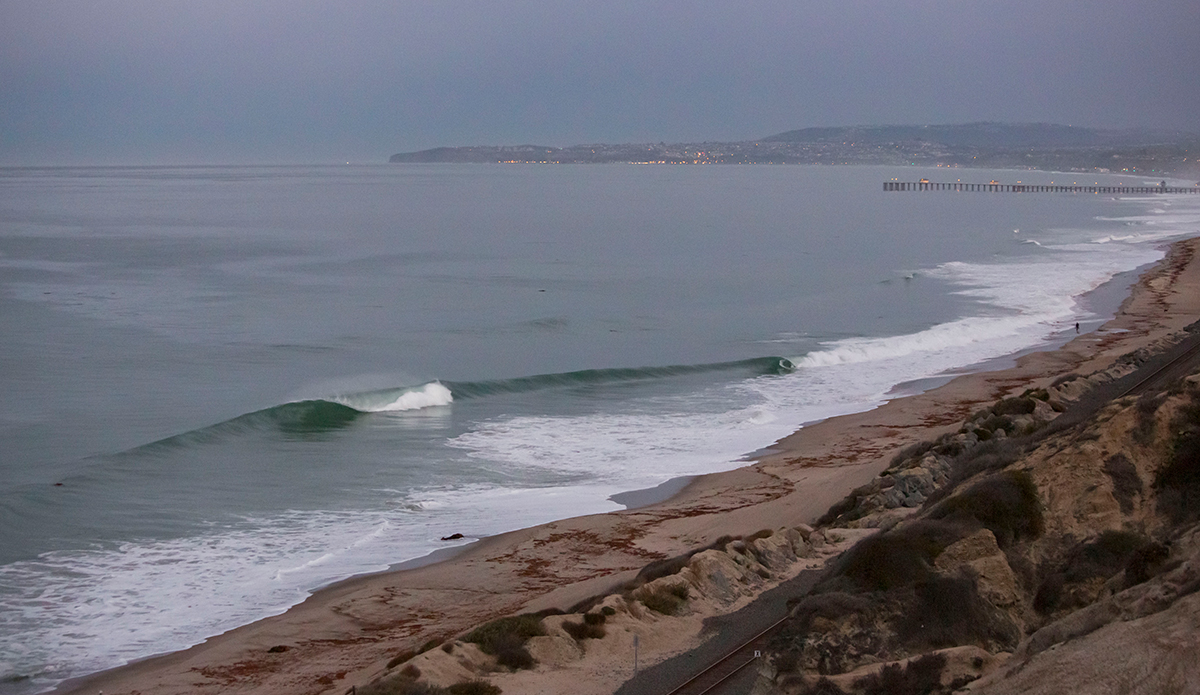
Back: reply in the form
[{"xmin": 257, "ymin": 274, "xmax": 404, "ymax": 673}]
[{"xmin": 2, "ymin": 1, "xmax": 1198, "ymax": 165}]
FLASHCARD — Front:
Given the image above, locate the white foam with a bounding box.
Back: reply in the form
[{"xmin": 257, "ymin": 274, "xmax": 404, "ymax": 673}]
[
  {"xmin": 448, "ymin": 197, "xmax": 1194, "ymax": 503},
  {"xmin": 0, "ymin": 509, "xmax": 468, "ymax": 691},
  {"xmin": 333, "ymin": 382, "xmax": 454, "ymax": 412},
  {"xmin": 375, "ymin": 382, "xmax": 454, "ymax": 412}
]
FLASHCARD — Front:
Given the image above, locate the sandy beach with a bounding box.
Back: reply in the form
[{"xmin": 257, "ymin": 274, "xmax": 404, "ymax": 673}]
[{"xmin": 57, "ymin": 236, "xmax": 1200, "ymax": 695}]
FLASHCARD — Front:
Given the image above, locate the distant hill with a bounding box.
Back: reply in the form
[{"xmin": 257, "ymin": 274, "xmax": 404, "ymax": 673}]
[
  {"xmin": 388, "ymin": 123, "xmax": 1200, "ymax": 177},
  {"xmin": 762, "ymin": 122, "xmax": 1193, "ymax": 149}
]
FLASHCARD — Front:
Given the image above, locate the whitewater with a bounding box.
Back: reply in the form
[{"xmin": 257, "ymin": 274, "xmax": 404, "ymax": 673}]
[{"xmin": 1, "ymin": 164, "xmax": 1198, "ymax": 693}]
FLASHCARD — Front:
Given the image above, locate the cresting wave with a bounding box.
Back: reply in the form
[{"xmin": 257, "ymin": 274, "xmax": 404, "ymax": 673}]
[{"xmin": 127, "ymin": 358, "xmax": 797, "ymax": 450}]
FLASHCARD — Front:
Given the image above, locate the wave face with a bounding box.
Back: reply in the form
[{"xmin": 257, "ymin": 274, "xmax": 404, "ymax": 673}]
[
  {"xmin": 129, "ymin": 361, "xmax": 796, "ymax": 450},
  {"xmin": 444, "ymin": 357, "xmax": 795, "ymax": 398},
  {"xmin": 2, "ymin": 165, "xmax": 1198, "ymax": 694}
]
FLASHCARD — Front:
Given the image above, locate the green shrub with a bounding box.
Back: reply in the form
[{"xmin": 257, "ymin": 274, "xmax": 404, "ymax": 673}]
[
  {"xmin": 464, "ymin": 615, "xmax": 544, "ymax": 654},
  {"xmin": 1035, "ymin": 531, "xmax": 1156, "ymax": 613},
  {"xmin": 1155, "ymin": 392, "xmax": 1200, "ymax": 523},
  {"xmin": 446, "ymin": 682, "xmax": 501, "ymax": 695},
  {"xmin": 1134, "ymin": 393, "xmax": 1165, "ymax": 445},
  {"xmin": 823, "ymin": 520, "xmax": 966, "ymax": 592},
  {"xmin": 854, "ymin": 652, "xmax": 946, "ymax": 695},
  {"xmin": 418, "ymin": 639, "xmax": 441, "ymax": 653},
  {"xmin": 601, "ymin": 606, "xmax": 616, "ymax": 616},
  {"xmin": 463, "ymin": 614, "xmax": 544, "ymax": 670},
  {"xmin": 927, "ymin": 470, "xmax": 1043, "ymax": 547},
  {"xmin": 492, "ymin": 634, "xmax": 534, "ymax": 670},
  {"xmin": 583, "ymin": 611, "xmax": 606, "ymax": 625},
  {"xmin": 787, "ymin": 592, "xmax": 871, "ymax": 631},
  {"xmin": 817, "ymin": 491, "xmax": 865, "ymax": 527},
  {"xmin": 1104, "ymin": 453, "xmax": 1142, "ymax": 508},
  {"xmin": 358, "ymin": 675, "xmax": 446, "ymax": 695},
  {"xmin": 1064, "ymin": 530, "xmax": 1148, "ymax": 581},
  {"xmin": 799, "ymin": 678, "xmax": 846, "ymax": 695},
  {"xmin": 639, "ymin": 583, "xmax": 690, "ymax": 615},
  {"xmin": 562, "ymin": 619, "xmax": 606, "ymax": 641},
  {"xmin": 1033, "ymin": 572, "xmax": 1065, "ymax": 615},
  {"xmin": 893, "ymin": 576, "xmax": 1020, "ymax": 651},
  {"xmin": 387, "ymin": 650, "xmax": 416, "ymax": 669},
  {"xmin": 1124, "ymin": 541, "xmax": 1170, "ymax": 586},
  {"xmin": 774, "ymin": 649, "xmax": 800, "ymax": 674}
]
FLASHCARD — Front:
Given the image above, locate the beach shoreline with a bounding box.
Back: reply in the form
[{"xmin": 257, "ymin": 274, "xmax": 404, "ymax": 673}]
[{"xmin": 55, "ymin": 235, "xmax": 1200, "ymax": 695}]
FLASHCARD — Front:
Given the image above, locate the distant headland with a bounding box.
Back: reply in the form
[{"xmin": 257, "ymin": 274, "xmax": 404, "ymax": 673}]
[{"xmin": 390, "ymin": 122, "xmax": 1199, "ymax": 178}]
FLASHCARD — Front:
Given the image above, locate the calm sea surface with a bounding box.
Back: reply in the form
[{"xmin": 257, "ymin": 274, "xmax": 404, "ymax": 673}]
[{"xmin": 1, "ymin": 164, "xmax": 1197, "ymax": 691}]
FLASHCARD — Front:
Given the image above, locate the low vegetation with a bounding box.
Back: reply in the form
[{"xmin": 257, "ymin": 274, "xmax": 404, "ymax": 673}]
[
  {"xmin": 638, "ymin": 583, "xmax": 690, "ymax": 615},
  {"xmin": 853, "ymin": 653, "xmax": 948, "ymax": 695},
  {"xmin": 359, "ymin": 676, "xmax": 501, "ymax": 695},
  {"xmin": 1034, "ymin": 530, "xmax": 1167, "ymax": 614},
  {"xmin": 562, "ymin": 611, "xmax": 607, "ymax": 641},
  {"xmin": 1155, "ymin": 388, "xmax": 1200, "ymax": 523},
  {"xmin": 926, "ymin": 470, "xmax": 1043, "ymax": 548},
  {"xmin": 1103, "ymin": 453, "xmax": 1143, "ymax": 513},
  {"xmin": 463, "ymin": 614, "xmax": 545, "ymax": 670}
]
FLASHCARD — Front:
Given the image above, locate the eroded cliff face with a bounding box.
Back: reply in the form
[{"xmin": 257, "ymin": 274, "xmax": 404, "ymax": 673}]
[{"xmin": 757, "ymin": 347, "xmax": 1200, "ymax": 695}]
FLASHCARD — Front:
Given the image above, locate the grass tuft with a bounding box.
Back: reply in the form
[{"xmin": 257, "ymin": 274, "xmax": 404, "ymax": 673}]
[
  {"xmin": 463, "ymin": 614, "xmax": 544, "ymax": 670},
  {"xmin": 358, "ymin": 676, "xmax": 446, "ymax": 695},
  {"xmin": 446, "ymin": 682, "xmax": 502, "ymax": 695},
  {"xmin": 1104, "ymin": 454, "xmax": 1143, "ymax": 514},
  {"xmin": 562, "ymin": 619, "xmax": 606, "ymax": 641},
  {"xmin": 638, "ymin": 583, "xmax": 690, "ymax": 615},
  {"xmin": 926, "ymin": 470, "xmax": 1043, "ymax": 548},
  {"xmin": 893, "ymin": 576, "xmax": 1020, "ymax": 651},
  {"xmin": 1155, "ymin": 389, "xmax": 1200, "ymax": 523},
  {"xmin": 822, "ymin": 520, "xmax": 966, "ymax": 592},
  {"xmin": 387, "ymin": 650, "xmax": 416, "ymax": 670},
  {"xmin": 854, "ymin": 652, "xmax": 947, "ymax": 695}
]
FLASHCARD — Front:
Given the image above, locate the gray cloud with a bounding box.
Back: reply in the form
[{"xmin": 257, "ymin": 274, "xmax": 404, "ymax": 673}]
[{"xmin": 2, "ymin": 0, "xmax": 1198, "ymax": 164}]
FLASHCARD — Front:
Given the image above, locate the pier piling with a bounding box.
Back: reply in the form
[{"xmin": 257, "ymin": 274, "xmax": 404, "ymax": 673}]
[{"xmin": 883, "ymin": 181, "xmax": 1199, "ymax": 194}]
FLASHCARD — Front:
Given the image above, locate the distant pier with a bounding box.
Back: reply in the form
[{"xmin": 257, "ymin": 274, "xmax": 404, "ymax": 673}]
[{"xmin": 884, "ymin": 181, "xmax": 1199, "ymax": 194}]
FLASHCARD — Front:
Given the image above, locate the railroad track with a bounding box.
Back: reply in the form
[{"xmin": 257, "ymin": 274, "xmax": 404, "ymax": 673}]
[
  {"xmin": 661, "ymin": 616, "xmax": 788, "ymax": 695},
  {"xmin": 1117, "ymin": 336, "xmax": 1200, "ymax": 399}
]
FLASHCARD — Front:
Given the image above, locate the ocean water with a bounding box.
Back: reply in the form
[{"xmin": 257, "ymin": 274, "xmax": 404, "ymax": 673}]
[{"xmin": 1, "ymin": 164, "xmax": 1197, "ymax": 692}]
